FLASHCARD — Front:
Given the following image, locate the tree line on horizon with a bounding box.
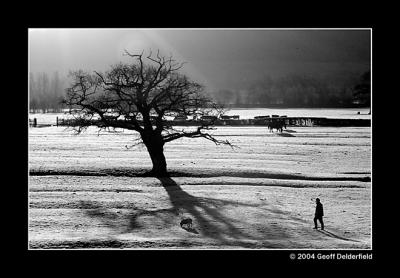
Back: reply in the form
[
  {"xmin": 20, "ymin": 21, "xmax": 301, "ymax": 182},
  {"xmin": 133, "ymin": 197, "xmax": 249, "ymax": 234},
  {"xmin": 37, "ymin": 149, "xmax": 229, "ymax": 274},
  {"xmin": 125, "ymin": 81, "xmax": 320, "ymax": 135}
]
[
  {"xmin": 210, "ymin": 70, "xmax": 371, "ymax": 108},
  {"xmin": 29, "ymin": 70, "xmax": 371, "ymax": 113},
  {"xmin": 29, "ymin": 71, "xmax": 67, "ymax": 113}
]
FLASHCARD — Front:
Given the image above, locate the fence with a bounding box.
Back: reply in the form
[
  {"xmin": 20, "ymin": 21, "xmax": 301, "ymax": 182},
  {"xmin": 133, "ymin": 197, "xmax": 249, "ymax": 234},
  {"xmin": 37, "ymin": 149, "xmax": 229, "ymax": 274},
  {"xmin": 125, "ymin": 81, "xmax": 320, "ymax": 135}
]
[
  {"xmin": 53, "ymin": 116, "xmax": 370, "ymax": 127},
  {"xmin": 28, "ymin": 114, "xmax": 371, "ymax": 128}
]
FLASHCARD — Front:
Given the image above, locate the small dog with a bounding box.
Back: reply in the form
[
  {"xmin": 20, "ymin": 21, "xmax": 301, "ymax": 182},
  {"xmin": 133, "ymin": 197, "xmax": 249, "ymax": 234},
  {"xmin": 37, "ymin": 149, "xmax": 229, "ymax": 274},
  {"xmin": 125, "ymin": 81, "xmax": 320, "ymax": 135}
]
[{"xmin": 180, "ymin": 218, "xmax": 193, "ymax": 228}]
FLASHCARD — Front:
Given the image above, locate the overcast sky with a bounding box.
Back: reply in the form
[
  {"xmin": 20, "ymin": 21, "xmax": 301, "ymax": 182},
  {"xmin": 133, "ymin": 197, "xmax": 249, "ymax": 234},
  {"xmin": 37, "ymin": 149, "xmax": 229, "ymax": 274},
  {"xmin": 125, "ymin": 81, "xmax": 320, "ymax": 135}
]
[{"xmin": 29, "ymin": 29, "xmax": 371, "ymax": 91}]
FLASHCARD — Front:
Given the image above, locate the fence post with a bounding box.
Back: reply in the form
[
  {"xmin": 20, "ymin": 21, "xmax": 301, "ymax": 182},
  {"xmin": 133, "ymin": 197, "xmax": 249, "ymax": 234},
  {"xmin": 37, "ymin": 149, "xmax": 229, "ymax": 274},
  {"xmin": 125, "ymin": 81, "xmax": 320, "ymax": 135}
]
[
  {"xmin": 56, "ymin": 117, "xmax": 58, "ymax": 127},
  {"xmin": 33, "ymin": 118, "xmax": 37, "ymax": 127}
]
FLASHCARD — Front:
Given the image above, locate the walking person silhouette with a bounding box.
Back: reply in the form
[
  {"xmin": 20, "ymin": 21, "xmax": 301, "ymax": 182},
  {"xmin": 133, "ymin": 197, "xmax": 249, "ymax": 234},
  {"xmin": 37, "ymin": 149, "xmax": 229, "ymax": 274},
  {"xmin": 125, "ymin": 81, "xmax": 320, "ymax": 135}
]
[{"xmin": 313, "ymin": 198, "xmax": 324, "ymax": 230}]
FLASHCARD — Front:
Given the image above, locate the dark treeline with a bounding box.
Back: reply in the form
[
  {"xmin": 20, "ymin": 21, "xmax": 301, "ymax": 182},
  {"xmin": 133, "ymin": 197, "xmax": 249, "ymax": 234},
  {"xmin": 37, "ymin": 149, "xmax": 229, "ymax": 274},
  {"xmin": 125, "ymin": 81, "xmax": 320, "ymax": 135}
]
[
  {"xmin": 210, "ymin": 71, "xmax": 370, "ymax": 108},
  {"xmin": 29, "ymin": 70, "xmax": 371, "ymax": 113},
  {"xmin": 29, "ymin": 71, "xmax": 68, "ymax": 113}
]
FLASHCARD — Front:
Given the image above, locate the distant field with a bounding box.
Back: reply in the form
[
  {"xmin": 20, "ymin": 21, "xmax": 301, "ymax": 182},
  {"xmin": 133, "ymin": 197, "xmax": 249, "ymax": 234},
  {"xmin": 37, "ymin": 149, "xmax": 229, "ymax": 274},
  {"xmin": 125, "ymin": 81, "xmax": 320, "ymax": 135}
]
[{"xmin": 29, "ymin": 125, "xmax": 372, "ymax": 249}]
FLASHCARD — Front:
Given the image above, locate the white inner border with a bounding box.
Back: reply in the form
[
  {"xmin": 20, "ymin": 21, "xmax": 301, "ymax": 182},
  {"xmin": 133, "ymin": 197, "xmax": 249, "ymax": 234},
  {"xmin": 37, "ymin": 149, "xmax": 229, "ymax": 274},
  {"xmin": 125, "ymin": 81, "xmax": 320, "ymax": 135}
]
[{"xmin": 27, "ymin": 28, "xmax": 373, "ymax": 251}]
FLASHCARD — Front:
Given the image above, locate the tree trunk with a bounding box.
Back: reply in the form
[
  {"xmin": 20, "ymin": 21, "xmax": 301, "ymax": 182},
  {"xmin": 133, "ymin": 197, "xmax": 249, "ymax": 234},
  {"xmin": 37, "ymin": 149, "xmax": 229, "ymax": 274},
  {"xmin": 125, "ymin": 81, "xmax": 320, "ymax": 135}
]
[
  {"xmin": 148, "ymin": 146, "xmax": 168, "ymax": 177},
  {"xmin": 142, "ymin": 132, "xmax": 168, "ymax": 177}
]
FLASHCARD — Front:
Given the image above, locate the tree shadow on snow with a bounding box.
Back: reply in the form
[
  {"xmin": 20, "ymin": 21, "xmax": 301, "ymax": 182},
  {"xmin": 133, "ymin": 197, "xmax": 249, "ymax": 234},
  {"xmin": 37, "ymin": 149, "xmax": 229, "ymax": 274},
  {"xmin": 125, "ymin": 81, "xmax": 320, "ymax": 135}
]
[
  {"xmin": 78, "ymin": 178, "xmax": 319, "ymax": 248},
  {"xmin": 153, "ymin": 177, "xmax": 296, "ymax": 247},
  {"xmin": 78, "ymin": 201, "xmax": 125, "ymax": 233},
  {"xmin": 155, "ymin": 177, "xmax": 257, "ymax": 246},
  {"xmin": 79, "ymin": 200, "xmax": 179, "ymax": 234}
]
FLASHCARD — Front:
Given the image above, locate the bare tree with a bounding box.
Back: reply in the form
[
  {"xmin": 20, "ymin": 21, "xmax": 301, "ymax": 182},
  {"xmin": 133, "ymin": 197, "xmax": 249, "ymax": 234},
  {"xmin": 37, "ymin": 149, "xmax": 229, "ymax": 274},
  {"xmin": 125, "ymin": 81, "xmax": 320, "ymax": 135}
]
[{"xmin": 64, "ymin": 50, "xmax": 231, "ymax": 177}]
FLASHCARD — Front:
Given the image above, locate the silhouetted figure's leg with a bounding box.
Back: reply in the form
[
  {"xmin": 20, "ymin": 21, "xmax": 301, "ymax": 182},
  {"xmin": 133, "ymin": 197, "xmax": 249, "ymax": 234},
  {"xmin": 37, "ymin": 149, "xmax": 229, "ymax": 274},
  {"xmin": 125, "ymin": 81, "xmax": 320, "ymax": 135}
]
[
  {"xmin": 314, "ymin": 217, "xmax": 318, "ymax": 229},
  {"xmin": 319, "ymin": 217, "xmax": 324, "ymax": 230}
]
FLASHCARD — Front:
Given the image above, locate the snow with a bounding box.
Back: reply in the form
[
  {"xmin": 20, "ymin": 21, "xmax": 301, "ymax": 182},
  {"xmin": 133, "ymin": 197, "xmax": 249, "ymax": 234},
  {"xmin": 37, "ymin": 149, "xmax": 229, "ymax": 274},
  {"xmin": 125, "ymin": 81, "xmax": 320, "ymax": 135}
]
[
  {"xmin": 28, "ymin": 125, "xmax": 371, "ymax": 249},
  {"xmin": 224, "ymin": 108, "xmax": 371, "ymax": 119}
]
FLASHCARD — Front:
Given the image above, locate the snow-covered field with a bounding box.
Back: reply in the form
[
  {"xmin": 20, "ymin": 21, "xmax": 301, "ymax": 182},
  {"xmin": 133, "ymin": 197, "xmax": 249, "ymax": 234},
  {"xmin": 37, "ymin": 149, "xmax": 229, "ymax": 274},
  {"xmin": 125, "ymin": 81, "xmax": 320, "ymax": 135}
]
[
  {"xmin": 226, "ymin": 107, "xmax": 371, "ymax": 119},
  {"xmin": 28, "ymin": 125, "xmax": 371, "ymax": 249}
]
